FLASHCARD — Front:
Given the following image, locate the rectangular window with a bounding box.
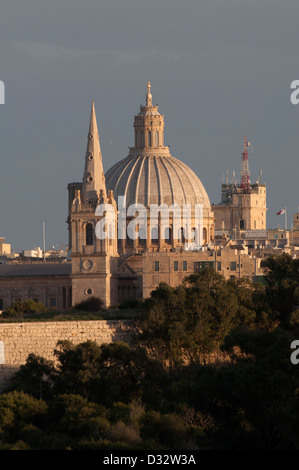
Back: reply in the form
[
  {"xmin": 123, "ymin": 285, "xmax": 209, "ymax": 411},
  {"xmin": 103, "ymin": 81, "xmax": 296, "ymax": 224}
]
[
  {"xmin": 154, "ymin": 261, "xmax": 159, "ymax": 272},
  {"xmin": 230, "ymin": 262, "xmax": 237, "ymax": 271},
  {"xmin": 217, "ymin": 261, "xmax": 221, "ymax": 271},
  {"xmin": 194, "ymin": 261, "xmax": 215, "ymax": 273},
  {"xmin": 183, "ymin": 261, "xmax": 187, "ymax": 271},
  {"xmin": 240, "ymin": 219, "xmax": 245, "ymax": 229},
  {"xmin": 0, "ymin": 298, "xmax": 3, "ymax": 310},
  {"xmin": 174, "ymin": 261, "xmax": 178, "ymax": 271},
  {"xmin": 50, "ymin": 298, "xmax": 57, "ymax": 308},
  {"xmin": 33, "ymin": 298, "xmax": 39, "ymax": 303}
]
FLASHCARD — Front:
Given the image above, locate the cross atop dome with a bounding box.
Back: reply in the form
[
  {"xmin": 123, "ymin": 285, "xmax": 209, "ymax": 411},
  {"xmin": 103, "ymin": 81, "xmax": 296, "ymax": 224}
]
[{"xmin": 146, "ymin": 81, "xmax": 153, "ymax": 107}]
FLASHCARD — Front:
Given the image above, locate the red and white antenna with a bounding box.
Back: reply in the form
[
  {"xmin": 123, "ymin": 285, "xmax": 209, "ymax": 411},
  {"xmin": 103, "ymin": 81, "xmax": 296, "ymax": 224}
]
[{"xmin": 241, "ymin": 136, "xmax": 251, "ymax": 190}]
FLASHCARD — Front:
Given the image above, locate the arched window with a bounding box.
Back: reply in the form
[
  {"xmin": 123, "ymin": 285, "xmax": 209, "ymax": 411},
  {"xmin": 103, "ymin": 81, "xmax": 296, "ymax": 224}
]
[
  {"xmin": 191, "ymin": 227, "xmax": 197, "ymax": 243},
  {"xmin": 148, "ymin": 131, "xmax": 152, "ymax": 147},
  {"xmin": 178, "ymin": 227, "xmax": 185, "ymax": 244},
  {"xmin": 164, "ymin": 226, "xmax": 172, "ymax": 244},
  {"xmin": 141, "ymin": 131, "xmax": 144, "ymax": 147},
  {"xmin": 138, "ymin": 227, "xmax": 146, "ymax": 246},
  {"xmin": 151, "ymin": 227, "xmax": 158, "ymax": 244},
  {"xmin": 155, "ymin": 131, "xmax": 159, "ymax": 146},
  {"xmin": 135, "ymin": 131, "xmax": 138, "ymax": 147},
  {"xmin": 86, "ymin": 223, "xmax": 94, "ymax": 246}
]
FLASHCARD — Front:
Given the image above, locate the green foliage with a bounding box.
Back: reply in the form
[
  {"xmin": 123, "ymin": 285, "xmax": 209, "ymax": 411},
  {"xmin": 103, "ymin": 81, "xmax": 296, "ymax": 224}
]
[
  {"xmin": 0, "ymin": 391, "xmax": 48, "ymax": 448},
  {"xmin": 135, "ymin": 268, "xmax": 272, "ymax": 369},
  {"xmin": 53, "ymin": 340, "xmax": 103, "ymax": 401},
  {"xmin": 263, "ymin": 254, "xmax": 299, "ymax": 328},
  {"xmin": 2, "ymin": 257, "xmax": 299, "ymax": 450},
  {"xmin": 50, "ymin": 340, "xmax": 167, "ymax": 408},
  {"xmin": 2, "ymin": 299, "xmax": 48, "ymax": 318},
  {"xmin": 48, "ymin": 394, "xmax": 109, "ymax": 439},
  {"xmin": 74, "ymin": 296, "xmax": 104, "ymax": 312},
  {"xmin": 140, "ymin": 411, "xmax": 188, "ymax": 448},
  {"xmin": 7, "ymin": 353, "xmax": 55, "ymax": 400},
  {"xmin": 119, "ymin": 298, "xmax": 142, "ymax": 310}
]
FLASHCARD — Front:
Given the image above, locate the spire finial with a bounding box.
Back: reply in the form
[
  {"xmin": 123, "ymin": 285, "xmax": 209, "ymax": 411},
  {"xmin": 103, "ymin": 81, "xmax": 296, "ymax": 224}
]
[{"xmin": 146, "ymin": 81, "xmax": 152, "ymax": 107}]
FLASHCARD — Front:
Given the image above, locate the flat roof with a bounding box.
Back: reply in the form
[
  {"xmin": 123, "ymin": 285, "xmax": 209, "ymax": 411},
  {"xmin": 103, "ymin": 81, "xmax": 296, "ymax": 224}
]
[{"xmin": 0, "ymin": 263, "xmax": 71, "ymax": 277}]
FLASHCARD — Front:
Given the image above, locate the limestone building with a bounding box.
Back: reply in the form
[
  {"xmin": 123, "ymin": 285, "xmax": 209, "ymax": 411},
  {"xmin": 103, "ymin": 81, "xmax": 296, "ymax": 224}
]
[
  {"xmin": 0, "ymin": 237, "xmax": 11, "ymax": 256},
  {"xmin": 0, "ymin": 83, "xmax": 280, "ymax": 311},
  {"xmin": 212, "ymin": 137, "xmax": 267, "ymax": 235},
  {"xmin": 291, "ymin": 210, "xmax": 299, "ymax": 246},
  {"xmin": 68, "ymin": 83, "xmax": 216, "ymax": 307}
]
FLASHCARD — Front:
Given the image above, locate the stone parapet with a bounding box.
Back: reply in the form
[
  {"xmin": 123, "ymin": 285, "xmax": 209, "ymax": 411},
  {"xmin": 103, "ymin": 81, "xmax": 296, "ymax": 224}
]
[{"xmin": 0, "ymin": 320, "xmax": 133, "ymax": 391}]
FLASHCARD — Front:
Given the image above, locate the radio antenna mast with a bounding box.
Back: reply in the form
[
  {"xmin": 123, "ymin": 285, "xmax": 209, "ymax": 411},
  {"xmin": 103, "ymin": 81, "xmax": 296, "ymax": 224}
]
[{"xmin": 241, "ymin": 136, "xmax": 251, "ymax": 190}]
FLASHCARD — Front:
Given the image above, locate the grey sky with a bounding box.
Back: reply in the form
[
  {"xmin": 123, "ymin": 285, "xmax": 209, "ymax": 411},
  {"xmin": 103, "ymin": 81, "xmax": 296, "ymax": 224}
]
[{"xmin": 0, "ymin": 0, "xmax": 298, "ymax": 251}]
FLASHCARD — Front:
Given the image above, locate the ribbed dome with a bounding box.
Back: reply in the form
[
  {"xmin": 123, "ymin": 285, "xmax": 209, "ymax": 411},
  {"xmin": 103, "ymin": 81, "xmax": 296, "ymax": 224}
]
[
  {"xmin": 105, "ymin": 153, "xmax": 211, "ymax": 210},
  {"xmin": 105, "ymin": 83, "xmax": 211, "ymax": 215}
]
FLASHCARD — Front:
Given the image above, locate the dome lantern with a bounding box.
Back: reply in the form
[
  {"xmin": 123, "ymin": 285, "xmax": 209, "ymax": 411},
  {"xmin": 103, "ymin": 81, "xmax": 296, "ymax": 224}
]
[{"xmin": 134, "ymin": 82, "xmax": 165, "ymax": 149}]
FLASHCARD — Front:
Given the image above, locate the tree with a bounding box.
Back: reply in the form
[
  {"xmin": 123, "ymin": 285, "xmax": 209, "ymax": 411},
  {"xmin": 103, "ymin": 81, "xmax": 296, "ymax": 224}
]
[
  {"xmin": 47, "ymin": 394, "xmax": 109, "ymax": 443},
  {"xmin": 8, "ymin": 354, "xmax": 55, "ymax": 400},
  {"xmin": 135, "ymin": 282, "xmax": 188, "ymax": 370},
  {"xmin": 262, "ymin": 254, "xmax": 299, "ymax": 328},
  {"xmin": 74, "ymin": 296, "xmax": 104, "ymax": 312},
  {"xmin": 2, "ymin": 299, "xmax": 48, "ymax": 318},
  {"xmin": 135, "ymin": 268, "xmax": 261, "ymax": 368},
  {"xmin": 0, "ymin": 391, "xmax": 48, "ymax": 449},
  {"xmin": 95, "ymin": 342, "xmax": 167, "ymax": 407},
  {"xmin": 52, "ymin": 340, "xmax": 166, "ymax": 407},
  {"xmin": 53, "ymin": 340, "xmax": 103, "ymax": 401},
  {"xmin": 180, "ymin": 327, "xmax": 299, "ymax": 449}
]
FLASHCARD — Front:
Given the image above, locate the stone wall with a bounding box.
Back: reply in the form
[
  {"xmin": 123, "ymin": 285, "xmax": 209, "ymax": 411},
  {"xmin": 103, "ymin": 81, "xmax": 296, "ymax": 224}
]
[{"xmin": 0, "ymin": 320, "xmax": 133, "ymax": 391}]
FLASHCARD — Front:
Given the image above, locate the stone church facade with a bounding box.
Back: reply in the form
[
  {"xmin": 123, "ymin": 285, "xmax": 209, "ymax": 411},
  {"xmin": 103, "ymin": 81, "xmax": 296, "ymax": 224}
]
[{"xmin": 68, "ymin": 83, "xmax": 217, "ymax": 307}]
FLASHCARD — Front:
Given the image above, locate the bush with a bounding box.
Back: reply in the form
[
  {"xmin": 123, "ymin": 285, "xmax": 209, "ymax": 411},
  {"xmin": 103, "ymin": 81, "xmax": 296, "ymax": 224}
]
[
  {"xmin": 119, "ymin": 298, "xmax": 142, "ymax": 310},
  {"xmin": 2, "ymin": 300, "xmax": 48, "ymax": 318},
  {"xmin": 74, "ymin": 297, "xmax": 104, "ymax": 312}
]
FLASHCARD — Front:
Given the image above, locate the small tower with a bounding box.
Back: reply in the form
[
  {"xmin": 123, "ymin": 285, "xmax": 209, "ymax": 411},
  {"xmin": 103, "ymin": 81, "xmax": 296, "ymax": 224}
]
[
  {"xmin": 212, "ymin": 136, "xmax": 267, "ymax": 233},
  {"xmin": 133, "ymin": 81, "xmax": 166, "ymax": 149},
  {"xmin": 69, "ymin": 101, "xmax": 118, "ymax": 308}
]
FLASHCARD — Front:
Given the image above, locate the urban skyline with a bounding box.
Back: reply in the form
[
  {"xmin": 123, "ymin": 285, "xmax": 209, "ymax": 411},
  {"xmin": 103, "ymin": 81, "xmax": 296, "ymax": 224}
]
[{"xmin": 0, "ymin": 1, "xmax": 298, "ymax": 252}]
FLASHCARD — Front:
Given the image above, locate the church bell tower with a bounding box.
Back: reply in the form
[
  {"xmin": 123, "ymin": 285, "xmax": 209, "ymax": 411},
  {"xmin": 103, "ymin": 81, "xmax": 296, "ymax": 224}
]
[{"xmin": 69, "ymin": 101, "xmax": 118, "ymax": 307}]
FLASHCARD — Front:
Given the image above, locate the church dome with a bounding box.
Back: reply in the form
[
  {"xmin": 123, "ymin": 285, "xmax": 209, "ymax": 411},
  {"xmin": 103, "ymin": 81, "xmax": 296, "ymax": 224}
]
[
  {"xmin": 105, "ymin": 153, "xmax": 211, "ymax": 210},
  {"xmin": 105, "ymin": 82, "xmax": 211, "ymax": 212}
]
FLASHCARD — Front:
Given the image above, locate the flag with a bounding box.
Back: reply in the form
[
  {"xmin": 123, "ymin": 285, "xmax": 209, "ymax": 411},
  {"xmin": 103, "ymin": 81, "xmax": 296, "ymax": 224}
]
[{"xmin": 277, "ymin": 207, "xmax": 286, "ymax": 215}]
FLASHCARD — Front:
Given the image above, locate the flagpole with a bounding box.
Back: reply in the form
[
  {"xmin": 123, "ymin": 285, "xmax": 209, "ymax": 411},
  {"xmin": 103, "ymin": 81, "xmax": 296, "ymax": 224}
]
[
  {"xmin": 43, "ymin": 222, "xmax": 46, "ymax": 262},
  {"xmin": 285, "ymin": 207, "xmax": 287, "ymax": 230}
]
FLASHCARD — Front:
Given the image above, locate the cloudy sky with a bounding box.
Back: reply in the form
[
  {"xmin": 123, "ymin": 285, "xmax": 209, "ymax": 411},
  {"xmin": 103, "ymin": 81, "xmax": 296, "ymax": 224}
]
[{"xmin": 0, "ymin": 0, "xmax": 298, "ymax": 251}]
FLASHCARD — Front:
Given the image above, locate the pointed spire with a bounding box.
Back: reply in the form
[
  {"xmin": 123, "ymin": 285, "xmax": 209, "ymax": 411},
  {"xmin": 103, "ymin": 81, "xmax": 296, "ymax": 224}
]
[
  {"xmin": 82, "ymin": 100, "xmax": 106, "ymax": 203},
  {"xmin": 88, "ymin": 100, "xmax": 101, "ymax": 146}
]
